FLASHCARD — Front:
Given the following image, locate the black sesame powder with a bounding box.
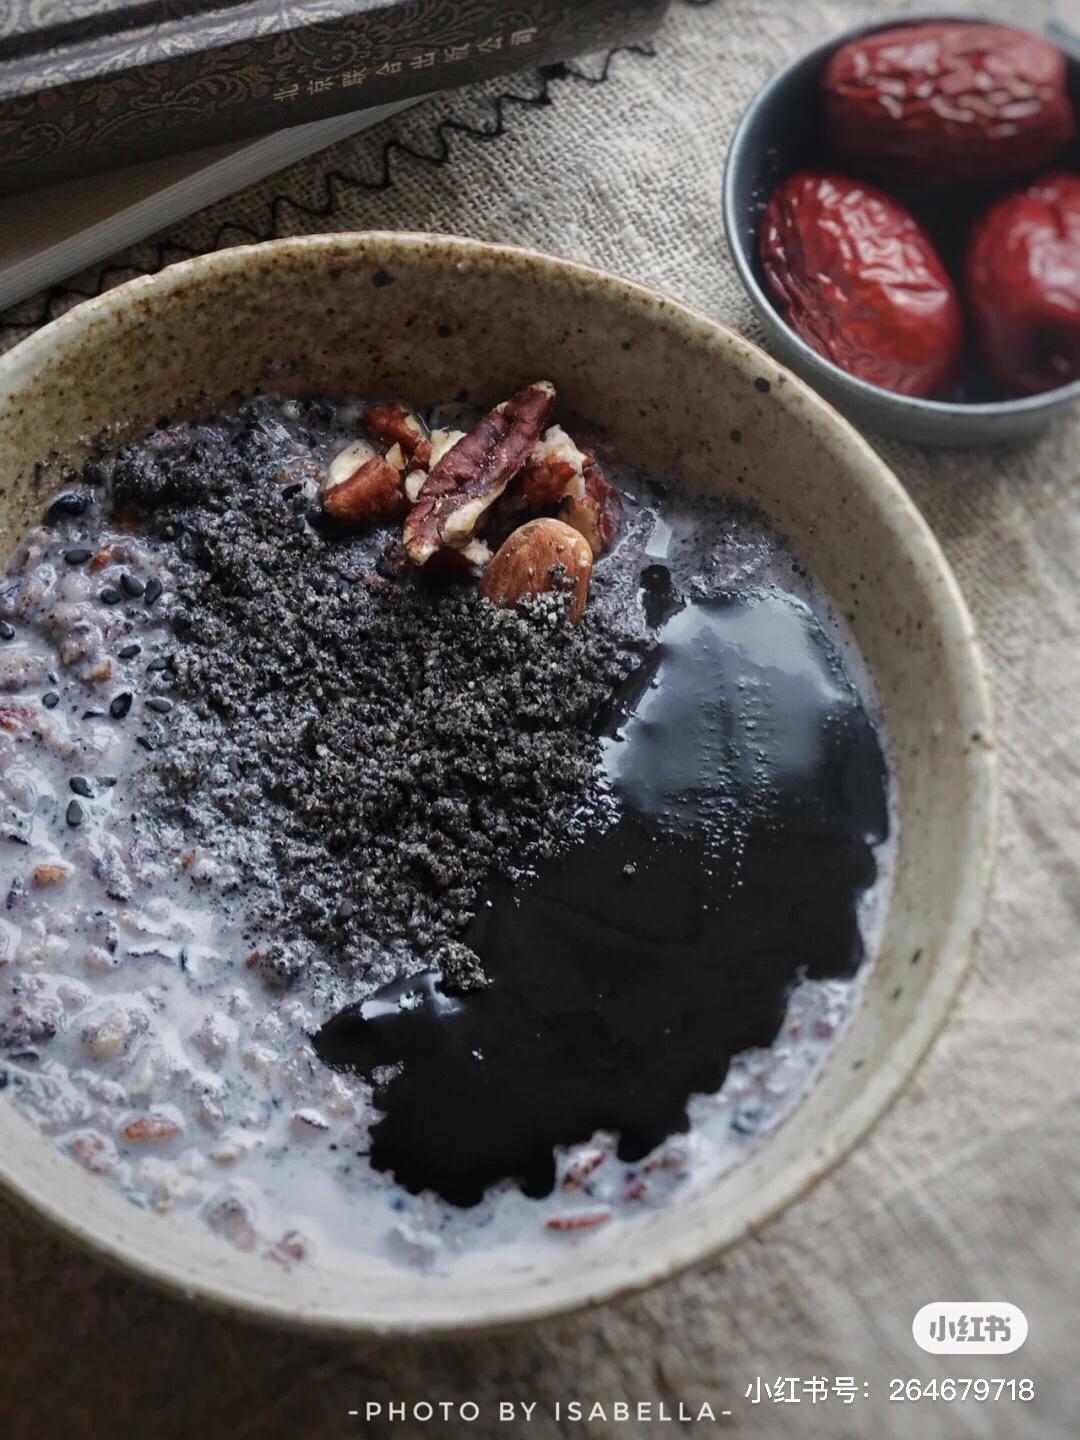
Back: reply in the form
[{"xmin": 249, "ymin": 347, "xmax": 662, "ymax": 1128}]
[{"xmin": 106, "ymin": 400, "xmax": 647, "ymax": 988}]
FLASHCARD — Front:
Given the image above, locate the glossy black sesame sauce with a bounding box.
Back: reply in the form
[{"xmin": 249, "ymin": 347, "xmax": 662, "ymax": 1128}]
[{"xmin": 314, "ymin": 571, "xmax": 889, "ymax": 1207}]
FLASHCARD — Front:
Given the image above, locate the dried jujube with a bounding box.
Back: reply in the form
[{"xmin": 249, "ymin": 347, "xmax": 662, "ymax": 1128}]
[
  {"xmin": 966, "ymin": 171, "xmax": 1080, "ymax": 396},
  {"xmin": 823, "ymin": 22, "xmax": 1076, "ymax": 185},
  {"xmin": 759, "ymin": 172, "xmax": 964, "ymax": 398}
]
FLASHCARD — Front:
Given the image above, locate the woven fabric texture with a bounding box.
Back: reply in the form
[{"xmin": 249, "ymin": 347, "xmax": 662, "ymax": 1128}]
[{"xmin": 1, "ymin": 2, "xmax": 1078, "ymax": 1436}]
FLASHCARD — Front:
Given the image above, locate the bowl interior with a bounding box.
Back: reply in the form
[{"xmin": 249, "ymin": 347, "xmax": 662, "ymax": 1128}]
[
  {"xmin": 724, "ymin": 12, "xmax": 1080, "ymax": 427},
  {"xmin": 0, "ymin": 235, "xmax": 996, "ymax": 1336}
]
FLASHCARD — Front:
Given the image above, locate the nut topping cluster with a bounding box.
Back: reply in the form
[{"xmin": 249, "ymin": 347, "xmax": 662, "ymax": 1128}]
[{"xmin": 318, "ymin": 382, "xmax": 621, "ymax": 622}]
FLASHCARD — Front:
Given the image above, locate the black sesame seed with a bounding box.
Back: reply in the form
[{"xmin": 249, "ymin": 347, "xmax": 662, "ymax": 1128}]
[
  {"xmin": 144, "ymin": 578, "xmax": 163, "ymax": 605},
  {"xmin": 145, "ymin": 696, "xmax": 173, "ymax": 714},
  {"xmin": 136, "ymin": 735, "xmax": 157, "ymax": 752},
  {"xmin": 146, "ymin": 655, "xmax": 170, "ymax": 672},
  {"xmin": 69, "ymin": 776, "xmax": 93, "ymax": 798},
  {"xmin": 48, "ymin": 492, "xmax": 89, "ymax": 518},
  {"xmin": 118, "ymin": 643, "xmax": 141, "ymax": 660},
  {"xmin": 109, "ymin": 692, "xmax": 132, "ymax": 719},
  {"xmin": 0, "ymin": 621, "xmax": 14, "ymax": 640},
  {"xmin": 82, "ymin": 709, "xmax": 105, "ymax": 720},
  {"xmin": 334, "ymin": 899, "xmax": 356, "ymax": 924},
  {"xmin": 281, "ymin": 482, "xmax": 304, "ymax": 500},
  {"xmin": 41, "ymin": 692, "xmax": 59, "ymax": 710},
  {"xmin": 99, "ymin": 776, "xmax": 117, "ymax": 788},
  {"xmin": 64, "ymin": 548, "xmax": 92, "ymax": 565},
  {"xmin": 66, "ymin": 800, "xmax": 85, "ymax": 828},
  {"xmin": 120, "ymin": 573, "xmax": 145, "ymax": 597},
  {"xmin": 100, "ymin": 587, "xmax": 123, "ymax": 606}
]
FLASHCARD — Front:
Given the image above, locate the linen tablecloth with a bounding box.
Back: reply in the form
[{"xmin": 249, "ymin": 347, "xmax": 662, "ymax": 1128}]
[{"xmin": 2, "ymin": 2, "xmax": 1078, "ymax": 1435}]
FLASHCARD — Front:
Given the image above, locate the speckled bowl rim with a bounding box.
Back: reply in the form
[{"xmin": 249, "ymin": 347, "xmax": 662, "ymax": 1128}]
[
  {"xmin": 0, "ymin": 234, "xmax": 997, "ymax": 1339},
  {"xmin": 721, "ymin": 10, "xmax": 1080, "ymax": 426}
]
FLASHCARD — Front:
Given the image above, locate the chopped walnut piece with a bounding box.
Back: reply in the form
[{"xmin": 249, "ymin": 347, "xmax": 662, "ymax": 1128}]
[
  {"xmin": 512, "ymin": 424, "xmax": 588, "ymax": 510},
  {"xmin": 322, "ymin": 456, "xmax": 406, "ymax": 524},
  {"xmin": 323, "ymin": 438, "xmax": 378, "ymax": 493},
  {"xmin": 426, "ymin": 537, "xmax": 492, "ymax": 572},
  {"xmin": 403, "ymin": 381, "xmax": 556, "ymax": 566},
  {"xmin": 384, "ymin": 443, "xmax": 407, "ymax": 473},
  {"xmin": 362, "ymin": 402, "xmax": 433, "ymax": 467},
  {"xmin": 560, "ymin": 454, "xmax": 621, "ymax": 557}
]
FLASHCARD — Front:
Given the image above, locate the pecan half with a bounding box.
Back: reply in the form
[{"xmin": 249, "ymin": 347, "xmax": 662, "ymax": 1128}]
[
  {"xmin": 322, "ymin": 455, "xmax": 406, "ymax": 524},
  {"xmin": 559, "ymin": 455, "xmax": 621, "ymax": 557},
  {"xmin": 402, "ymin": 428, "xmax": 465, "ymax": 503},
  {"xmin": 362, "ymin": 403, "xmax": 433, "ymax": 468},
  {"xmin": 403, "ymin": 382, "xmax": 556, "ymax": 566}
]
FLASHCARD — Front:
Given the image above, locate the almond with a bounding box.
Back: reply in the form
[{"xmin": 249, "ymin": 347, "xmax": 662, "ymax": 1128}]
[
  {"xmin": 481, "ymin": 518, "xmax": 593, "ymax": 624},
  {"xmin": 322, "ymin": 455, "xmax": 406, "ymax": 524}
]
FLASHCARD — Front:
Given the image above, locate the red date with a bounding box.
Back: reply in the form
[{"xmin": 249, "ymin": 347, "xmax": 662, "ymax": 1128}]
[
  {"xmin": 823, "ymin": 23, "xmax": 1076, "ymax": 185},
  {"xmin": 966, "ymin": 171, "xmax": 1080, "ymax": 396},
  {"xmin": 759, "ymin": 172, "xmax": 964, "ymax": 398}
]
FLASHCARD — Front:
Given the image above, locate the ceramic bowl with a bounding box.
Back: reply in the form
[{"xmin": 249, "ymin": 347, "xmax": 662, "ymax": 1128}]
[
  {"xmin": 723, "ymin": 12, "xmax": 1080, "ymax": 446},
  {"xmin": 0, "ymin": 234, "xmax": 996, "ymax": 1336}
]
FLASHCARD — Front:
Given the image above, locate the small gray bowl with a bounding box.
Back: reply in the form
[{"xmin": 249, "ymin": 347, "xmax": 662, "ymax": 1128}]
[{"xmin": 722, "ymin": 12, "xmax": 1080, "ymax": 447}]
